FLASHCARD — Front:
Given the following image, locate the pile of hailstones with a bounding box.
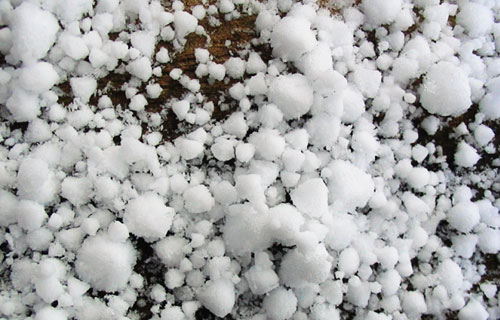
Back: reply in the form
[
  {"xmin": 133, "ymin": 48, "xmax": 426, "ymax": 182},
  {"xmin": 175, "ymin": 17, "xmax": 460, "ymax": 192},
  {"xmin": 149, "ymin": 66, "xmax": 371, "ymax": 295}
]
[{"xmin": 0, "ymin": 0, "xmax": 500, "ymax": 319}]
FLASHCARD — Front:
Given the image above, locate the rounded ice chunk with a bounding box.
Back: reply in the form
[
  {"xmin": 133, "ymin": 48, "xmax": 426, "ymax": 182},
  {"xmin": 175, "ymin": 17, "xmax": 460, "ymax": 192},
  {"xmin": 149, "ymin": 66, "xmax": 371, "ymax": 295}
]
[
  {"xmin": 419, "ymin": 62, "xmax": 471, "ymax": 117},
  {"xmin": 268, "ymin": 74, "xmax": 313, "ymax": 120},
  {"xmin": 75, "ymin": 235, "xmax": 136, "ymax": 292}
]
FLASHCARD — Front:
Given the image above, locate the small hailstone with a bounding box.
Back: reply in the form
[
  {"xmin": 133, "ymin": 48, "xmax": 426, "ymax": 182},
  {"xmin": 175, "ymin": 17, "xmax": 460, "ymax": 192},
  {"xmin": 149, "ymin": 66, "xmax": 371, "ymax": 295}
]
[
  {"xmin": 447, "ymin": 201, "xmax": 480, "ymax": 233},
  {"xmin": 156, "ymin": 47, "xmax": 170, "ymax": 63},
  {"xmin": 126, "ymin": 57, "xmax": 153, "ymax": 82},
  {"xmin": 437, "ymin": 259, "xmax": 463, "ymax": 293},
  {"xmin": 146, "ymin": 83, "xmax": 162, "ymax": 98},
  {"xmin": 458, "ymin": 299, "xmax": 489, "ymax": 320},
  {"xmin": 129, "ymin": 94, "xmax": 147, "ymax": 112},
  {"xmin": 16, "ymin": 200, "xmax": 47, "ymax": 232},
  {"xmin": 246, "ymin": 52, "xmax": 267, "ymax": 74},
  {"xmin": 107, "ymin": 221, "xmax": 129, "ymax": 242},
  {"xmin": 224, "ymin": 57, "xmax": 246, "ymax": 79},
  {"xmin": 183, "ymin": 185, "xmax": 215, "ymax": 214},
  {"xmin": 174, "ymin": 11, "xmax": 198, "ymax": 39},
  {"xmin": 270, "ymin": 16, "xmax": 317, "ymax": 62},
  {"xmin": 194, "ymin": 48, "xmax": 210, "ymax": 63},
  {"xmin": 211, "ymin": 138, "xmax": 235, "ymax": 161},
  {"xmin": 338, "ymin": 247, "xmax": 360, "ymax": 277},
  {"xmin": 328, "ymin": 160, "xmax": 374, "ymax": 213},
  {"xmin": 474, "ymin": 125, "xmax": 494, "ymax": 147},
  {"xmin": 419, "ymin": 62, "xmax": 472, "ymax": 117},
  {"xmin": 454, "ymin": 141, "xmax": 480, "ymax": 168},
  {"xmin": 235, "ymin": 143, "xmax": 255, "ymax": 163},
  {"xmin": 263, "ymin": 288, "xmax": 297, "ymax": 320},
  {"xmin": 291, "ymin": 178, "xmax": 328, "ymax": 218},
  {"xmin": 197, "ymin": 279, "xmax": 235, "ymax": 318},
  {"xmin": 208, "ymin": 62, "xmax": 226, "ymax": 81},
  {"xmin": 192, "ymin": 5, "xmax": 206, "ymax": 20},
  {"xmin": 248, "ymin": 129, "xmax": 286, "ymax": 161},
  {"xmin": 172, "ymin": 100, "xmax": 190, "ymax": 120},
  {"xmin": 70, "ymin": 77, "xmax": 97, "ymax": 103},
  {"xmin": 124, "ymin": 193, "xmax": 175, "ymax": 240},
  {"xmin": 361, "ymin": 0, "xmax": 402, "ymax": 26},
  {"xmin": 456, "ymin": 3, "xmax": 494, "ymax": 37},
  {"xmin": 268, "ymin": 74, "xmax": 314, "ymax": 120},
  {"xmin": 401, "ymin": 291, "xmax": 427, "ymax": 318},
  {"xmin": 19, "ymin": 62, "xmax": 59, "ymax": 94},
  {"xmin": 165, "ymin": 268, "xmax": 185, "ymax": 289},
  {"xmin": 75, "ymin": 235, "xmax": 136, "ymax": 292}
]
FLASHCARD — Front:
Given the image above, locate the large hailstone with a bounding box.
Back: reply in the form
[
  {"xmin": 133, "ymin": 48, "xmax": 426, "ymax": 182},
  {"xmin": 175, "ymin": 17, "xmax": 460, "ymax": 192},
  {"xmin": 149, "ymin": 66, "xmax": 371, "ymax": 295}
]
[
  {"xmin": 75, "ymin": 235, "xmax": 136, "ymax": 292},
  {"xmin": 419, "ymin": 62, "xmax": 471, "ymax": 117}
]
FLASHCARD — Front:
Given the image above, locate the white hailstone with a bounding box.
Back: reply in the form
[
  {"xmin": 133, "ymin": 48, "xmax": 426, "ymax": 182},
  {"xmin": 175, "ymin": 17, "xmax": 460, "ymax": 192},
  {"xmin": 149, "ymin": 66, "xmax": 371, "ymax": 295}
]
[
  {"xmin": 437, "ymin": 259, "xmax": 463, "ymax": 293},
  {"xmin": 224, "ymin": 57, "xmax": 246, "ymax": 79},
  {"xmin": 19, "ymin": 62, "xmax": 59, "ymax": 94},
  {"xmin": 479, "ymin": 91, "xmax": 500, "ymax": 119},
  {"xmin": 17, "ymin": 157, "xmax": 57, "ymax": 204},
  {"xmin": 454, "ymin": 142, "xmax": 480, "ymax": 168},
  {"xmin": 197, "ymin": 279, "xmax": 235, "ymax": 318},
  {"xmin": 212, "ymin": 180, "xmax": 237, "ymax": 205},
  {"xmin": 338, "ymin": 247, "xmax": 360, "ymax": 277},
  {"xmin": 126, "ymin": 57, "xmax": 153, "ymax": 82},
  {"xmin": 291, "ymin": 178, "xmax": 329, "ymax": 218},
  {"xmin": 268, "ymin": 74, "xmax": 313, "ymax": 120},
  {"xmin": 279, "ymin": 245, "xmax": 332, "ymax": 288},
  {"xmin": 70, "ymin": 77, "xmax": 97, "ymax": 103},
  {"xmin": 361, "ymin": 0, "xmax": 402, "ymax": 26},
  {"xmin": 129, "ymin": 94, "xmax": 147, "ymax": 112},
  {"xmin": 155, "ymin": 236, "xmax": 188, "ymax": 267},
  {"xmin": 59, "ymin": 33, "xmax": 89, "ymax": 60},
  {"xmin": 248, "ymin": 128, "xmax": 286, "ymax": 161},
  {"xmin": 16, "ymin": 200, "xmax": 47, "ymax": 232},
  {"xmin": 75, "ymin": 235, "xmax": 136, "ymax": 292},
  {"xmin": 223, "ymin": 204, "xmax": 272, "ymax": 255},
  {"xmin": 402, "ymin": 291, "xmax": 427, "ymax": 318},
  {"xmin": 477, "ymin": 228, "xmax": 500, "ymax": 254},
  {"xmin": 183, "ymin": 185, "xmax": 215, "ymax": 214},
  {"xmin": 263, "ymin": 288, "xmax": 298, "ymax": 320},
  {"xmin": 35, "ymin": 307, "xmax": 67, "ymax": 320},
  {"xmin": 235, "ymin": 143, "xmax": 255, "ymax": 163},
  {"xmin": 124, "ymin": 193, "xmax": 175, "ymax": 240},
  {"xmin": 61, "ymin": 176, "xmax": 93, "ymax": 206},
  {"xmin": 327, "ymin": 160, "xmax": 374, "ymax": 213},
  {"xmin": 351, "ymin": 67, "xmax": 381, "ymax": 98},
  {"xmin": 222, "ymin": 112, "xmax": 248, "ymax": 139},
  {"xmin": 378, "ymin": 269, "xmax": 401, "ymax": 296},
  {"xmin": 456, "ymin": 3, "xmax": 494, "ymax": 37},
  {"xmin": 473, "ymin": 125, "xmax": 494, "ymax": 147},
  {"xmin": 419, "ymin": 62, "xmax": 471, "ymax": 117},
  {"xmin": 130, "ymin": 31, "xmax": 155, "ymax": 58},
  {"xmin": 270, "ymin": 16, "xmax": 317, "ymax": 62},
  {"xmin": 10, "ymin": 2, "xmax": 59, "ymax": 63},
  {"xmin": 211, "ymin": 138, "xmax": 235, "ymax": 161},
  {"xmin": 173, "ymin": 11, "xmax": 198, "ymax": 39},
  {"xmin": 458, "ymin": 299, "xmax": 489, "ymax": 320}
]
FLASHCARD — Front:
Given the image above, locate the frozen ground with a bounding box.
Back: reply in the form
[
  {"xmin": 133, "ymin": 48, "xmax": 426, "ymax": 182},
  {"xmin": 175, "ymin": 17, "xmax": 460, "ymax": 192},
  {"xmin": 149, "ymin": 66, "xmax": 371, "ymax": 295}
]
[{"xmin": 0, "ymin": 0, "xmax": 500, "ymax": 319}]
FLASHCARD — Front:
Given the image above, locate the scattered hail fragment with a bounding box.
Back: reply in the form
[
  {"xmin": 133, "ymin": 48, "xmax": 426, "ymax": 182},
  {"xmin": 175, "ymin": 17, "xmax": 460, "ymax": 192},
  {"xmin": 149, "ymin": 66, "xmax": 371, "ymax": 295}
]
[{"xmin": 0, "ymin": 0, "xmax": 499, "ymax": 319}]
